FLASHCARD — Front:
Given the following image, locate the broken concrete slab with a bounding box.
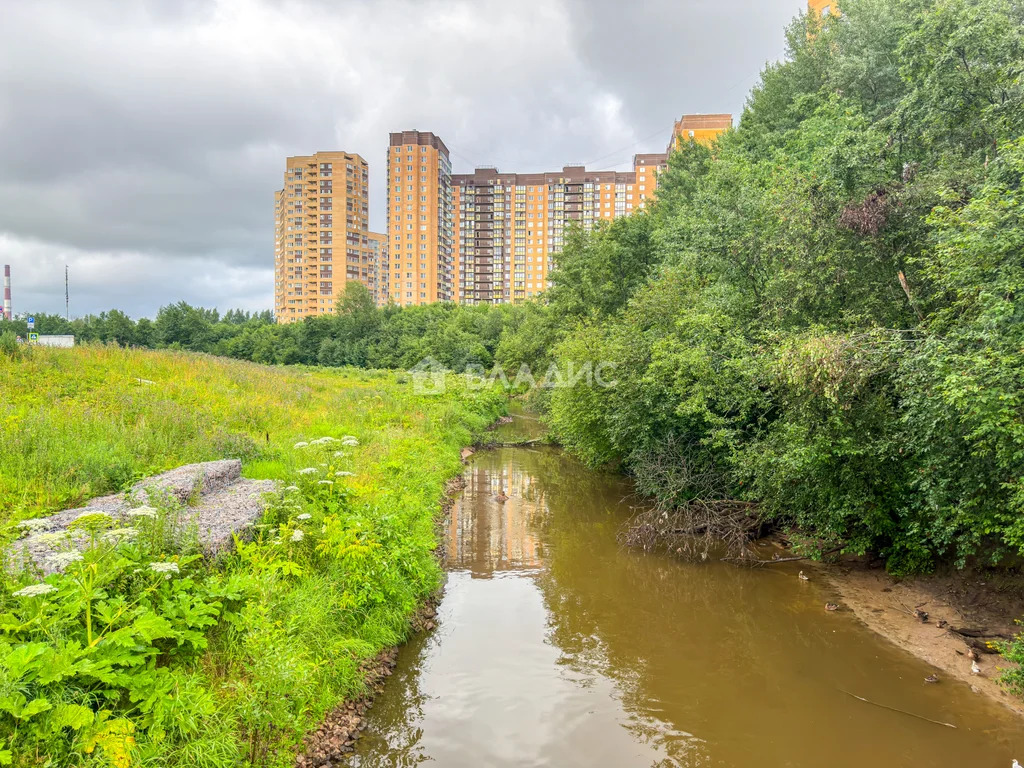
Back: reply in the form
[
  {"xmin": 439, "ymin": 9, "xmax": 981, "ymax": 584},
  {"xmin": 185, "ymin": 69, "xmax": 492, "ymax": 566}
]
[{"xmin": 10, "ymin": 460, "xmax": 278, "ymax": 574}]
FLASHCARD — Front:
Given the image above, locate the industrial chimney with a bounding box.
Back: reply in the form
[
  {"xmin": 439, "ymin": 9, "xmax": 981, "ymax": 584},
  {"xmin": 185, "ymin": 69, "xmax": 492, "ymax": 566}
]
[{"xmin": 2, "ymin": 265, "xmax": 10, "ymax": 320}]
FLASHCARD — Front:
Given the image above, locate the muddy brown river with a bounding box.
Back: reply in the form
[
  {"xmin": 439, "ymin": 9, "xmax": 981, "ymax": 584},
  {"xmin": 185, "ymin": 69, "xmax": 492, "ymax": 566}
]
[{"xmin": 352, "ymin": 417, "xmax": 1024, "ymax": 767}]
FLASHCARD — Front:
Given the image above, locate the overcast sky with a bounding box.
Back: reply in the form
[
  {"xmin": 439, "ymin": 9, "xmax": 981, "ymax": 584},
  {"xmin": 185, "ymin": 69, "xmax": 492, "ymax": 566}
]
[{"xmin": 0, "ymin": 0, "xmax": 802, "ymax": 319}]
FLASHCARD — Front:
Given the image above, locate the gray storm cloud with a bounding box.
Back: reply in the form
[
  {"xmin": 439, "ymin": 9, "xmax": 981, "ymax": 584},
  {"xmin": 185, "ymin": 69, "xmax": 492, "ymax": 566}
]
[{"xmin": 0, "ymin": 0, "xmax": 800, "ymax": 318}]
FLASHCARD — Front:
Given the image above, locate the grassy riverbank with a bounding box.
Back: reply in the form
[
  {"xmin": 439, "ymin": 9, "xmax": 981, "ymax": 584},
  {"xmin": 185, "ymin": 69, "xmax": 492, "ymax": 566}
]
[{"xmin": 0, "ymin": 345, "xmax": 503, "ymax": 767}]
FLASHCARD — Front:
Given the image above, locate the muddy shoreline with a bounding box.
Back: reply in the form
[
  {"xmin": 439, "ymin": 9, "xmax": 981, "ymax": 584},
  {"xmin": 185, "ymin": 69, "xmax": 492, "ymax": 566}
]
[
  {"xmin": 819, "ymin": 557, "xmax": 1024, "ymax": 717},
  {"xmin": 294, "ymin": 464, "xmax": 470, "ymax": 767}
]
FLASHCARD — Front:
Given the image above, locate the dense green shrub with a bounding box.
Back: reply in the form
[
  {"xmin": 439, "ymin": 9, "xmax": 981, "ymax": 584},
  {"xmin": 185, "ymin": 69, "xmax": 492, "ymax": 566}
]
[{"xmin": 544, "ymin": 0, "xmax": 1024, "ymax": 573}]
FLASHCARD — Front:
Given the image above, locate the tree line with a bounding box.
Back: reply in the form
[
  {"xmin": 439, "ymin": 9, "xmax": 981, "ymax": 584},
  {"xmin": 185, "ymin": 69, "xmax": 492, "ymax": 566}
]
[{"xmin": 533, "ymin": 0, "xmax": 1024, "ymax": 574}]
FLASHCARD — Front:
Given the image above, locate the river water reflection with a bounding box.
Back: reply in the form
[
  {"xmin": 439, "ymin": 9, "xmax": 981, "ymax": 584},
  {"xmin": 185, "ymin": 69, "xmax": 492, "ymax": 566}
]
[{"xmin": 352, "ymin": 442, "xmax": 1024, "ymax": 767}]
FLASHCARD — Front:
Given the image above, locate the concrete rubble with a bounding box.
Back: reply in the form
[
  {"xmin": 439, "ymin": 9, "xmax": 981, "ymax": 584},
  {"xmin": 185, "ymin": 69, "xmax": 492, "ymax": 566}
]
[{"xmin": 10, "ymin": 460, "xmax": 277, "ymax": 574}]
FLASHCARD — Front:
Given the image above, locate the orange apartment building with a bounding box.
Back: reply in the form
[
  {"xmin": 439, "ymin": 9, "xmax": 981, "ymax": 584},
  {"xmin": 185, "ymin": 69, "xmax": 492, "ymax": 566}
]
[
  {"xmin": 668, "ymin": 114, "xmax": 734, "ymax": 150},
  {"xmin": 385, "ymin": 131, "xmax": 455, "ymax": 307},
  {"xmin": 276, "ymin": 115, "xmax": 731, "ymax": 317},
  {"xmin": 808, "ymin": 0, "xmax": 837, "ymax": 16},
  {"xmin": 274, "ymin": 151, "xmax": 374, "ymax": 323}
]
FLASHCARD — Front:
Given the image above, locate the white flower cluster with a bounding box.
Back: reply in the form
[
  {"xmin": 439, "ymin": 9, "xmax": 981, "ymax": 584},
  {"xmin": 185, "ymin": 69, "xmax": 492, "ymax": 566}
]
[
  {"xmin": 341, "ymin": 436, "xmax": 359, "ymax": 447},
  {"xmin": 104, "ymin": 528, "xmax": 139, "ymax": 543},
  {"xmin": 335, "ymin": 471, "xmax": 354, "ymax": 478},
  {"xmin": 285, "ymin": 486, "xmax": 299, "ymax": 493},
  {"xmin": 148, "ymin": 561, "xmax": 180, "ymax": 574},
  {"xmin": 297, "ymin": 467, "xmax": 319, "ymax": 475},
  {"xmin": 18, "ymin": 518, "xmax": 48, "ymax": 531},
  {"xmin": 318, "ymin": 480, "xmax": 334, "ymax": 486},
  {"xmin": 26, "ymin": 532, "xmax": 69, "ymax": 547},
  {"xmin": 297, "ymin": 513, "xmax": 311, "ymax": 521},
  {"xmin": 46, "ymin": 551, "xmax": 84, "ymax": 569},
  {"xmin": 13, "ymin": 583, "xmax": 57, "ymax": 598},
  {"xmin": 311, "ymin": 436, "xmax": 338, "ymax": 445},
  {"xmin": 291, "ymin": 529, "xmax": 304, "ymax": 542},
  {"xmin": 127, "ymin": 506, "xmax": 158, "ymax": 519}
]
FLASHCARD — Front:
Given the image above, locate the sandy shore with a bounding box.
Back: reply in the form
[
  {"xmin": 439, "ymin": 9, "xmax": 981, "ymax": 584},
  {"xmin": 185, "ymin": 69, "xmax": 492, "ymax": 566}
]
[{"xmin": 824, "ymin": 559, "xmax": 1024, "ymax": 717}]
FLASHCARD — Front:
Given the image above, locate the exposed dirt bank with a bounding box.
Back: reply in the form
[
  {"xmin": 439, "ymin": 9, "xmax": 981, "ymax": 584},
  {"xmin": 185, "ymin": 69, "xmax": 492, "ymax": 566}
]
[
  {"xmin": 293, "ymin": 463, "xmax": 469, "ymax": 767},
  {"xmin": 823, "ymin": 557, "xmax": 1024, "ymax": 717}
]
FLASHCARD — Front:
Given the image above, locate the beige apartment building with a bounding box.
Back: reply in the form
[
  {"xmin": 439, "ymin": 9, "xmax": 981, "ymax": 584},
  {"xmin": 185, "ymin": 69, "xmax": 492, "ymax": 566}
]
[
  {"xmin": 446, "ymin": 114, "xmax": 729, "ymax": 305},
  {"xmin": 367, "ymin": 231, "xmax": 388, "ymax": 305},
  {"xmin": 274, "ymin": 151, "xmax": 373, "ymax": 323},
  {"xmin": 451, "ymin": 153, "xmax": 668, "ymax": 304},
  {"xmin": 384, "ymin": 131, "xmax": 455, "ymax": 307}
]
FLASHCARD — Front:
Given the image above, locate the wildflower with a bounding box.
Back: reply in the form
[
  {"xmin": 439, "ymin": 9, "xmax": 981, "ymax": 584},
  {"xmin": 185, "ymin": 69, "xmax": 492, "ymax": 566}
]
[
  {"xmin": 13, "ymin": 583, "xmax": 57, "ymax": 598},
  {"xmin": 46, "ymin": 551, "xmax": 84, "ymax": 569},
  {"xmin": 341, "ymin": 437, "xmax": 359, "ymax": 447},
  {"xmin": 318, "ymin": 480, "xmax": 334, "ymax": 486},
  {"xmin": 291, "ymin": 529, "xmax": 304, "ymax": 542},
  {"xmin": 285, "ymin": 486, "xmax": 299, "ymax": 493},
  {"xmin": 104, "ymin": 527, "xmax": 139, "ymax": 543},
  {"xmin": 312, "ymin": 437, "xmax": 338, "ymax": 445},
  {"xmin": 127, "ymin": 506, "xmax": 158, "ymax": 518},
  {"xmin": 75, "ymin": 510, "xmax": 111, "ymax": 520},
  {"xmin": 293, "ymin": 441, "xmax": 309, "ymax": 449},
  {"xmin": 148, "ymin": 562, "xmax": 180, "ymax": 574},
  {"xmin": 297, "ymin": 467, "xmax": 319, "ymax": 475},
  {"xmin": 335, "ymin": 471, "xmax": 354, "ymax": 477},
  {"xmin": 26, "ymin": 532, "xmax": 69, "ymax": 547},
  {"xmin": 70, "ymin": 511, "xmax": 114, "ymax": 533},
  {"xmin": 17, "ymin": 518, "xmax": 48, "ymax": 531},
  {"xmin": 333, "ymin": 451, "xmax": 346, "ymax": 458},
  {"xmin": 297, "ymin": 513, "xmax": 311, "ymax": 521}
]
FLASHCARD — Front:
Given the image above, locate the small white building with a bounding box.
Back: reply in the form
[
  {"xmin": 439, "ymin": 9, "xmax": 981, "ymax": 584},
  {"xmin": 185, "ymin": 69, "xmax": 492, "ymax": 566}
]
[{"xmin": 36, "ymin": 335, "xmax": 75, "ymax": 348}]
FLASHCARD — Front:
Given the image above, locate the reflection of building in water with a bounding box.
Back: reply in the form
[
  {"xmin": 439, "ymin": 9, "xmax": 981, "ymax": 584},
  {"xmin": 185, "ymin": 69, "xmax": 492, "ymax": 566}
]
[{"xmin": 449, "ymin": 457, "xmax": 550, "ymax": 575}]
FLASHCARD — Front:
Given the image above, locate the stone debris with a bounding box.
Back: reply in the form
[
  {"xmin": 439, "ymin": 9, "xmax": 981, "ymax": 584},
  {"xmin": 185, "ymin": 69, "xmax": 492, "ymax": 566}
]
[
  {"xmin": 294, "ymin": 594, "xmax": 442, "ymax": 768},
  {"xmin": 9, "ymin": 460, "xmax": 277, "ymax": 573},
  {"xmin": 294, "ymin": 648, "xmax": 399, "ymax": 768}
]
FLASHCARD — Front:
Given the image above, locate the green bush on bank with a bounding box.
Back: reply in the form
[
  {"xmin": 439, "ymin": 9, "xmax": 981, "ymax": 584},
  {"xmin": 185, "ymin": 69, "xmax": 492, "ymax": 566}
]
[{"xmin": 0, "ymin": 346, "xmax": 503, "ymax": 766}]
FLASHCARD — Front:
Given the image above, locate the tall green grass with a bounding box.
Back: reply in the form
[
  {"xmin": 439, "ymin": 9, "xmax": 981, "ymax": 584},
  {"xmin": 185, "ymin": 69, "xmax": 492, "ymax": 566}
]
[{"xmin": 0, "ymin": 345, "xmax": 503, "ymax": 766}]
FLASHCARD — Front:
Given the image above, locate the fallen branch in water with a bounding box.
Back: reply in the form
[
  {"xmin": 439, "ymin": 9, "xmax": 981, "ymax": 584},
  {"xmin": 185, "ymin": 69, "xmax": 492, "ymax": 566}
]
[
  {"xmin": 726, "ymin": 546, "xmax": 844, "ymax": 567},
  {"xmin": 840, "ymin": 690, "xmax": 957, "ymax": 729},
  {"xmin": 619, "ymin": 498, "xmax": 761, "ymax": 562}
]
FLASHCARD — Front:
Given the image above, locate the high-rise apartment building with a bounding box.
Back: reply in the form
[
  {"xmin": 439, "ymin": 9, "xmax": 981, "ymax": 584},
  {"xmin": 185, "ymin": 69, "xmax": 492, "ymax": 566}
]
[
  {"xmin": 368, "ymin": 231, "xmax": 388, "ymax": 305},
  {"xmin": 276, "ymin": 116, "xmax": 730, "ymax": 314},
  {"xmin": 808, "ymin": 0, "xmax": 836, "ymax": 16},
  {"xmin": 669, "ymin": 114, "xmax": 733, "ymax": 150},
  {"xmin": 448, "ymin": 115, "xmax": 730, "ymax": 305},
  {"xmin": 451, "ymin": 153, "xmax": 670, "ymax": 304},
  {"xmin": 274, "ymin": 151, "xmax": 372, "ymax": 323},
  {"xmin": 385, "ymin": 131, "xmax": 454, "ymax": 307}
]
